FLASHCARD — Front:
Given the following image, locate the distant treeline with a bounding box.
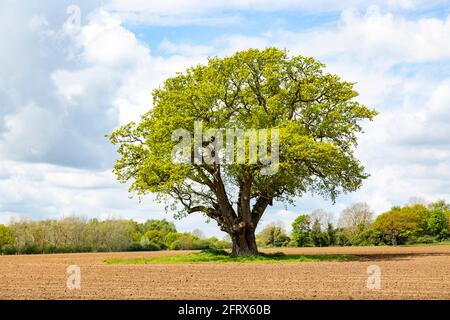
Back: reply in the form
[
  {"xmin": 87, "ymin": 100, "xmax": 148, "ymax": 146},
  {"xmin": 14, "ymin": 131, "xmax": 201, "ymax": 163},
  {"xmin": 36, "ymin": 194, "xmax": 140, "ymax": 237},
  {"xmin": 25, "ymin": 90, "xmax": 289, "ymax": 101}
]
[
  {"xmin": 256, "ymin": 200, "xmax": 450, "ymax": 248},
  {"xmin": 0, "ymin": 218, "xmax": 230, "ymax": 255},
  {"xmin": 1, "ymin": 200, "xmax": 449, "ymax": 255}
]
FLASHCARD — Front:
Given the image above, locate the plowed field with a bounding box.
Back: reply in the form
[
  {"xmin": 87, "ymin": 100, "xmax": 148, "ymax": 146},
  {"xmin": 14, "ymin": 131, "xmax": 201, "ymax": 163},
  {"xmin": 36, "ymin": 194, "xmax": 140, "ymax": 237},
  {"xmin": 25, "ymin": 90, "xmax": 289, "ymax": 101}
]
[{"xmin": 1, "ymin": 246, "xmax": 449, "ymax": 299}]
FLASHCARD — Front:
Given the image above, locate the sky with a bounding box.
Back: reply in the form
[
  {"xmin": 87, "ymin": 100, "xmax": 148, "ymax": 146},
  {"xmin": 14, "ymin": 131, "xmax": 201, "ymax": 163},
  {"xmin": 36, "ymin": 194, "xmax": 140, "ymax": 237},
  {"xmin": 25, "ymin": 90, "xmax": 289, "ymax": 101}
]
[{"xmin": 0, "ymin": 0, "xmax": 450, "ymax": 237}]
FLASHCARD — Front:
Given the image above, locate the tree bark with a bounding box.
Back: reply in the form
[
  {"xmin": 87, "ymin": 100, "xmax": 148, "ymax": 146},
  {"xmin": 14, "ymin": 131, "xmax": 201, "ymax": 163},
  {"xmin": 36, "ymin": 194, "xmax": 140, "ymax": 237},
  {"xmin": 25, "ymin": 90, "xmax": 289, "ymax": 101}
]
[
  {"xmin": 193, "ymin": 166, "xmax": 269, "ymax": 256},
  {"xmin": 391, "ymin": 231, "xmax": 398, "ymax": 246},
  {"xmin": 230, "ymin": 223, "xmax": 258, "ymax": 256}
]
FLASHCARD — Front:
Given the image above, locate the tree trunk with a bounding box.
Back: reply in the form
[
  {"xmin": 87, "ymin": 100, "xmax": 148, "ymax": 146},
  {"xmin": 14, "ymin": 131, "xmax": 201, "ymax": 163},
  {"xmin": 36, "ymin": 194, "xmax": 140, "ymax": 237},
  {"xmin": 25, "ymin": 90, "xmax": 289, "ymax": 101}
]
[
  {"xmin": 230, "ymin": 225, "xmax": 258, "ymax": 256},
  {"xmin": 391, "ymin": 231, "xmax": 398, "ymax": 246}
]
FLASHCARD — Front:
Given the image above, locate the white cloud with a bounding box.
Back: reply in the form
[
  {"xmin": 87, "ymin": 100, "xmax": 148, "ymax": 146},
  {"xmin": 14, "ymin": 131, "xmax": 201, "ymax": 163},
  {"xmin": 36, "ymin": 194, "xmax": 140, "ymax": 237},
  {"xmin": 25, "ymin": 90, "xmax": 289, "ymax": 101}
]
[
  {"xmin": 335, "ymin": 75, "xmax": 450, "ymax": 218},
  {"xmin": 0, "ymin": 6, "xmax": 225, "ymax": 235},
  {"xmin": 1, "ymin": 1, "xmax": 450, "ymax": 236},
  {"xmin": 104, "ymin": 0, "xmax": 445, "ymax": 25},
  {"xmin": 306, "ymin": 6, "xmax": 450, "ymax": 63},
  {"xmin": 0, "ymin": 103, "xmax": 61, "ymax": 160},
  {"xmin": 210, "ymin": 7, "xmax": 450, "ymax": 106},
  {"xmin": 79, "ymin": 11, "xmax": 150, "ymax": 66},
  {"xmin": 53, "ymin": 10, "xmax": 212, "ymax": 126}
]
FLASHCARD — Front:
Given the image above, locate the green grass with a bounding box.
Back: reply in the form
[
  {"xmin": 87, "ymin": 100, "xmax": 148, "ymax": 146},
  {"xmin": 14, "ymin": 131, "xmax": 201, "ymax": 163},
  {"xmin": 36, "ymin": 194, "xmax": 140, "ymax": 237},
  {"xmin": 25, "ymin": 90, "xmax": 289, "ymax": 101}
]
[{"xmin": 104, "ymin": 249, "xmax": 355, "ymax": 264}]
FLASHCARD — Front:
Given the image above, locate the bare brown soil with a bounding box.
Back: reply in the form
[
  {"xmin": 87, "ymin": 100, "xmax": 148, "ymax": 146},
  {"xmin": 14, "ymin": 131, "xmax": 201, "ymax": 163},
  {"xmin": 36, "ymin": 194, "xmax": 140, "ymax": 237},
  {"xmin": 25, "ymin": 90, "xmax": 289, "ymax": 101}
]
[{"xmin": 0, "ymin": 246, "xmax": 449, "ymax": 299}]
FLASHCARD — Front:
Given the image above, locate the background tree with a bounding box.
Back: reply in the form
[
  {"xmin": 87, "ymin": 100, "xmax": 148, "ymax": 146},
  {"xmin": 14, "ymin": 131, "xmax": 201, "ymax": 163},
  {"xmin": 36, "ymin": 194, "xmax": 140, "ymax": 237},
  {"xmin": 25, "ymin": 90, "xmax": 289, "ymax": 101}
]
[
  {"xmin": 338, "ymin": 202, "xmax": 373, "ymax": 230},
  {"xmin": 291, "ymin": 214, "xmax": 311, "ymax": 247},
  {"xmin": 2, "ymin": 217, "xmax": 231, "ymax": 254},
  {"xmin": 427, "ymin": 200, "xmax": 450, "ymax": 239},
  {"xmin": 407, "ymin": 204, "xmax": 432, "ymax": 236},
  {"xmin": 256, "ymin": 222, "xmax": 290, "ymax": 247},
  {"xmin": 310, "ymin": 219, "xmax": 326, "ymax": 247},
  {"xmin": 109, "ymin": 48, "xmax": 377, "ymax": 256},
  {"xmin": 372, "ymin": 207, "xmax": 420, "ymax": 246},
  {"xmin": 0, "ymin": 224, "xmax": 13, "ymax": 252},
  {"xmin": 324, "ymin": 222, "xmax": 337, "ymax": 246},
  {"xmin": 337, "ymin": 202, "xmax": 373, "ymax": 244},
  {"xmin": 427, "ymin": 209, "xmax": 449, "ymax": 239},
  {"xmin": 309, "ymin": 209, "xmax": 334, "ymax": 231},
  {"xmin": 142, "ymin": 219, "xmax": 177, "ymax": 234}
]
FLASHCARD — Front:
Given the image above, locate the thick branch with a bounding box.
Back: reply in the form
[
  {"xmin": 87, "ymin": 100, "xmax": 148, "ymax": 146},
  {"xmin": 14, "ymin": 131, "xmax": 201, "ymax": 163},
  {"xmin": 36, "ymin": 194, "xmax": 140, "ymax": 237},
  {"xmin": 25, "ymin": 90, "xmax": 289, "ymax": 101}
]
[
  {"xmin": 237, "ymin": 174, "xmax": 252, "ymax": 223},
  {"xmin": 251, "ymin": 196, "xmax": 273, "ymax": 226},
  {"xmin": 210, "ymin": 164, "xmax": 238, "ymax": 228}
]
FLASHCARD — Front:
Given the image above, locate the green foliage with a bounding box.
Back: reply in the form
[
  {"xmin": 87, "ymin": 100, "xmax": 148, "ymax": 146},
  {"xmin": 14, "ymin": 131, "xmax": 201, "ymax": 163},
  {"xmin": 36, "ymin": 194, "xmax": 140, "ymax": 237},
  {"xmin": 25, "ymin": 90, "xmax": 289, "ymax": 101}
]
[
  {"xmin": 110, "ymin": 48, "xmax": 376, "ymax": 201},
  {"xmin": 109, "ymin": 48, "xmax": 377, "ymax": 255},
  {"xmin": 411, "ymin": 204, "xmax": 433, "ymax": 236},
  {"xmin": 310, "ymin": 219, "xmax": 326, "ymax": 247},
  {"xmin": 0, "ymin": 217, "xmax": 231, "ymax": 255},
  {"xmin": 0, "ymin": 224, "xmax": 14, "ymax": 253},
  {"xmin": 105, "ymin": 250, "xmax": 355, "ymax": 264},
  {"xmin": 335, "ymin": 229, "xmax": 351, "ymax": 246},
  {"xmin": 143, "ymin": 230, "xmax": 165, "ymax": 247},
  {"xmin": 5, "ymin": 200, "xmax": 449, "ymax": 255},
  {"xmin": 1, "ymin": 244, "xmax": 17, "ymax": 255},
  {"xmin": 205, "ymin": 237, "xmax": 232, "ymax": 249},
  {"xmin": 168, "ymin": 233, "xmax": 197, "ymax": 250},
  {"xmin": 372, "ymin": 206, "xmax": 421, "ymax": 245},
  {"xmin": 256, "ymin": 223, "xmax": 290, "ymax": 247},
  {"xmin": 324, "ymin": 223, "xmax": 336, "ymax": 246},
  {"xmin": 164, "ymin": 232, "xmax": 181, "ymax": 247},
  {"xmin": 142, "ymin": 219, "xmax": 177, "ymax": 234},
  {"xmin": 348, "ymin": 201, "xmax": 450, "ymax": 246},
  {"xmin": 291, "ymin": 215, "xmax": 311, "ymax": 247},
  {"xmin": 405, "ymin": 235, "xmax": 438, "ymax": 245},
  {"xmin": 287, "ymin": 200, "xmax": 450, "ymax": 248},
  {"xmin": 139, "ymin": 236, "xmax": 161, "ymax": 251},
  {"xmin": 349, "ymin": 228, "xmax": 388, "ymax": 246},
  {"xmin": 7, "ymin": 217, "xmax": 125, "ymax": 254},
  {"xmin": 427, "ymin": 209, "xmax": 449, "ymax": 239}
]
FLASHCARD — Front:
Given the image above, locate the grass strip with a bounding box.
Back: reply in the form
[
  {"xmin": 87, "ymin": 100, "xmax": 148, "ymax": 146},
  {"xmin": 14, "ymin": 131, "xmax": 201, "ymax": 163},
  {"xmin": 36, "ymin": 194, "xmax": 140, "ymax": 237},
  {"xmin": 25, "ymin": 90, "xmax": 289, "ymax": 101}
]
[{"xmin": 104, "ymin": 249, "xmax": 355, "ymax": 264}]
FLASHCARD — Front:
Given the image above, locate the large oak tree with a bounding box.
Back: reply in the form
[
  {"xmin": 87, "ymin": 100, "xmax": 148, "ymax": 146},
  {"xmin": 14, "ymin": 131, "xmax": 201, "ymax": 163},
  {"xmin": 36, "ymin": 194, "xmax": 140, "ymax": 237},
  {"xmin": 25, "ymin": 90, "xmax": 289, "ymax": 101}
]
[{"xmin": 109, "ymin": 48, "xmax": 377, "ymax": 256}]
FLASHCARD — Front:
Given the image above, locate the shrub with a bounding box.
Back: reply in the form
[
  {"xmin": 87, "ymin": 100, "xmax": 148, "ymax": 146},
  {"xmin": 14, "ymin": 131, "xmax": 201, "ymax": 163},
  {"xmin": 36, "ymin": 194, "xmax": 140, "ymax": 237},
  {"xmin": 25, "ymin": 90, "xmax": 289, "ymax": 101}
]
[
  {"xmin": 164, "ymin": 232, "xmax": 181, "ymax": 248},
  {"xmin": 205, "ymin": 237, "xmax": 231, "ymax": 249},
  {"xmin": 143, "ymin": 230, "xmax": 166, "ymax": 249},
  {"xmin": 139, "ymin": 236, "xmax": 161, "ymax": 251},
  {"xmin": 1, "ymin": 244, "xmax": 17, "ymax": 255},
  {"xmin": 350, "ymin": 228, "xmax": 387, "ymax": 246},
  {"xmin": 256, "ymin": 223, "xmax": 290, "ymax": 247},
  {"xmin": 169, "ymin": 233, "xmax": 198, "ymax": 250},
  {"xmin": 406, "ymin": 235, "xmax": 437, "ymax": 244},
  {"xmin": 335, "ymin": 229, "xmax": 352, "ymax": 246}
]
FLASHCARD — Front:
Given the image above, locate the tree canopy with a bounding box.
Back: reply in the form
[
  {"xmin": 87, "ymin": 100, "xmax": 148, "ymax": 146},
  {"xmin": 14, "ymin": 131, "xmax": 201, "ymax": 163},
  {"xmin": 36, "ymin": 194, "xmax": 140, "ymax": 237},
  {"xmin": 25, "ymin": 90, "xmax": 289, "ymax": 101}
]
[
  {"xmin": 372, "ymin": 205, "xmax": 423, "ymax": 246},
  {"xmin": 110, "ymin": 48, "xmax": 377, "ymax": 255},
  {"xmin": 291, "ymin": 214, "xmax": 312, "ymax": 247}
]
